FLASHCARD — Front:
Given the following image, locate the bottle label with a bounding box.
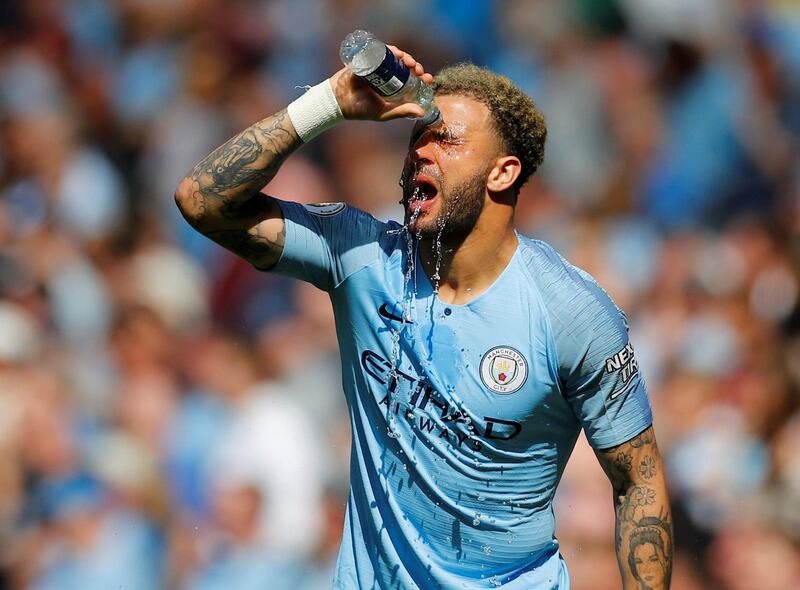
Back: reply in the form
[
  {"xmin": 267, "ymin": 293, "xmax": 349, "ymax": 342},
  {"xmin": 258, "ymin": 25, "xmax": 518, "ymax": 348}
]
[{"xmin": 362, "ymin": 47, "xmax": 410, "ymax": 97}]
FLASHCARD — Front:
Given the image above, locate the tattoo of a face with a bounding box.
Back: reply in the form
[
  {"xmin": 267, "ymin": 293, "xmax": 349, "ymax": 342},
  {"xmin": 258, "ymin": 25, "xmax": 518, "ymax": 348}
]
[
  {"xmin": 597, "ymin": 428, "xmax": 672, "ymax": 587},
  {"xmin": 627, "ymin": 514, "xmax": 673, "ymax": 589}
]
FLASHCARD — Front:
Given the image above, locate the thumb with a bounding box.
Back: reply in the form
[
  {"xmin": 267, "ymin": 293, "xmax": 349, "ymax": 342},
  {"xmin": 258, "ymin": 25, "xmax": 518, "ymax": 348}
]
[{"xmin": 378, "ymin": 102, "xmax": 425, "ymax": 121}]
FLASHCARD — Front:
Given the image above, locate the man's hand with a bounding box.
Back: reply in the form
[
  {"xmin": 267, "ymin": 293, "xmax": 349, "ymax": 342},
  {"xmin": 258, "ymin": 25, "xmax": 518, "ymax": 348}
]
[
  {"xmin": 330, "ymin": 45, "xmax": 434, "ymax": 121},
  {"xmin": 595, "ymin": 426, "xmax": 673, "ymax": 590}
]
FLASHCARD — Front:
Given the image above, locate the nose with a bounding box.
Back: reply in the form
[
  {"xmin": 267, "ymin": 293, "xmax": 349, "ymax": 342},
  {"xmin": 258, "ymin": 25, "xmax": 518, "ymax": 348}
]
[{"xmin": 410, "ymin": 129, "xmax": 435, "ymax": 164}]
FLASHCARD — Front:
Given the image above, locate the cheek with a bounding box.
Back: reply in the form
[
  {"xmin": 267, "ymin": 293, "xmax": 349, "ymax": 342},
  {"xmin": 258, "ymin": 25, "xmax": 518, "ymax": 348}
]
[{"xmin": 435, "ymin": 144, "xmax": 473, "ymax": 161}]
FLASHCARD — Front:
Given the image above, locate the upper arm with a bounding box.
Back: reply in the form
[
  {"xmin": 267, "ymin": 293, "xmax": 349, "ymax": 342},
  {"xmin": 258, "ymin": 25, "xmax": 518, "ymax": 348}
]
[
  {"xmin": 269, "ymin": 201, "xmax": 388, "ymax": 291},
  {"xmin": 594, "ymin": 426, "xmax": 662, "ymax": 497},
  {"xmin": 175, "ymin": 176, "xmax": 286, "ymax": 270},
  {"xmin": 538, "ymin": 254, "xmax": 652, "ymax": 448},
  {"xmin": 202, "ymin": 194, "xmax": 286, "ymax": 271},
  {"xmin": 175, "ymin": 178, "xmax": 286, "ymax": 270}
]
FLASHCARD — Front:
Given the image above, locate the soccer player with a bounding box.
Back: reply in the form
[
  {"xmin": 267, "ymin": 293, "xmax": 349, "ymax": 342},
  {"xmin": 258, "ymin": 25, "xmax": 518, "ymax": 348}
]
[{"xmin": 175, "ymin": 45, "xmax": 673, "ymax": 590}]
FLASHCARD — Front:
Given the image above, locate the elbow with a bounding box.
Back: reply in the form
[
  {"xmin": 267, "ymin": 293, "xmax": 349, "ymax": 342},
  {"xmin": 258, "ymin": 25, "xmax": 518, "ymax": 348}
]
[{"xmin": 174, "ymin": 176, "xmax": 203, "ymax": 228}]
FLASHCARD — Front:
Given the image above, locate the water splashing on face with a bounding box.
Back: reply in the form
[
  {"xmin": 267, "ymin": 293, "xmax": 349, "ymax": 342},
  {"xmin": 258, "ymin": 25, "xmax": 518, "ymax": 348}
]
[
  {"xmin": 430, "ymin": 189, "xmax": 461, "ymax": 296},
  {"xmin": 431, "ymin": 219, "xmax": 445, "ymax": 294},
  {"xmin": 383, "ymin": 191, "xmax": 424, "ymax": 438}
]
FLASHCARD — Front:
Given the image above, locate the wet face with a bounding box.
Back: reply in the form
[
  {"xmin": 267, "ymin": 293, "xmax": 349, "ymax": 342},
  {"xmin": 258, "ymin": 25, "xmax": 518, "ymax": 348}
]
[
  {"xmin": 633, "ymin": 542, "xmax": 666, "ymax": 586},
  {"xmin": 400, "ymin": 95, "xmax": 500, "ymax": 239}
]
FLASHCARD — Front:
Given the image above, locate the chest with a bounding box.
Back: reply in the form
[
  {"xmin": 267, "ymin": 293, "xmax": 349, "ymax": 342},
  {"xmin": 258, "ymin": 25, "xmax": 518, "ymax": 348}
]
[{"xmin": 335, "ymin": 262, "xmax": 574, "ymax": 452}]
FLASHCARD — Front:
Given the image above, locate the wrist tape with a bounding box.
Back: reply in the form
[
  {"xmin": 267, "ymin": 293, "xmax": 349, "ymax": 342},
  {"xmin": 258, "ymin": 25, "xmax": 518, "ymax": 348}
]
[{"xmin": 287, "ymin": 79, "xmax": 344, "ymax": 142}]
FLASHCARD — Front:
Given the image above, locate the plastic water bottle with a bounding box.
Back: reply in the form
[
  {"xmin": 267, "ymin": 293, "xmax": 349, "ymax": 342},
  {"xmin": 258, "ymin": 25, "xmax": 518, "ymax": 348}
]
[{"xmin": 340, "ymin": 30, "xmax": 442, "ymax": 127}]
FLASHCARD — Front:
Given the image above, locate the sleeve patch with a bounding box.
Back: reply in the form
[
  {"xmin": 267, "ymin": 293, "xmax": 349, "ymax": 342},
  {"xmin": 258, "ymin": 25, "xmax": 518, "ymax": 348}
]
[
  {"xmin": 303, "ymin": 202, "xmax": 346, "ymax": 216},
  {"xmin": 605, "ymin": 343, "xmax": 640, "ymax": 399}
]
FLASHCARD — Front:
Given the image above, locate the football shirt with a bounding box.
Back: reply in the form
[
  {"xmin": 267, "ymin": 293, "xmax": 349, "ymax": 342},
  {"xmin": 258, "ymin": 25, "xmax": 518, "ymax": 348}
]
[{"xmin": 272, "ymin": 201, "xmax": 652, "ymax": 589}]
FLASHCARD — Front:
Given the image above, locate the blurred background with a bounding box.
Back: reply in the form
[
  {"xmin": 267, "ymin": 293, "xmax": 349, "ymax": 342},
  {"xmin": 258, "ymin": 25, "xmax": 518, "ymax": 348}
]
[{"xmin": 0, "ymin": 0, "xmax": 799, "ymax": 588}]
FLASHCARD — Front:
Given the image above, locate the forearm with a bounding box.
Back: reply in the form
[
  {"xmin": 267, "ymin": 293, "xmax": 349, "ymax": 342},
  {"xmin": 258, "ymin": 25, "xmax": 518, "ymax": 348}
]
[
  {"xmin": 175, "ymin": 108, "xmax": 301, "ymax": 231},
  {"xmin": 613, "ymin": 476, "xmax": 673, "ymax": 589}
]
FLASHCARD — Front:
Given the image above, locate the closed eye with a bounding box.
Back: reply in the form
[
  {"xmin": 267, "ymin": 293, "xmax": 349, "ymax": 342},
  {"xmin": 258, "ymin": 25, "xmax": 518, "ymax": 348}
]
[
  {"xmin": 408, "ymin": 124, "xmax": 464, "ymax": 149},
  {"xmin": 431, "ymin": 128, "xmax": 463, "ymax": 143}
]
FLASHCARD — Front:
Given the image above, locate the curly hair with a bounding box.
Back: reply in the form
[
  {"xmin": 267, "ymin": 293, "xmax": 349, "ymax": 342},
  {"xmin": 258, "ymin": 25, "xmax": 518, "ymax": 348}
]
[{"xmin": 433, "ymin": 63, "xmax": 547, "ymax": 193}]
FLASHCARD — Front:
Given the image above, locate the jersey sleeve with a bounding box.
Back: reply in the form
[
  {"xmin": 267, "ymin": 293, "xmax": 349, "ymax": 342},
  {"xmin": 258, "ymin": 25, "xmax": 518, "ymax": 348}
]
[
  {"xmin": 270, "ymin": 200, "xmax": 387, "ymax": 292},
  {"xmin": 531, "ymin": 242, "xmax": 653, "ymax": 449}
]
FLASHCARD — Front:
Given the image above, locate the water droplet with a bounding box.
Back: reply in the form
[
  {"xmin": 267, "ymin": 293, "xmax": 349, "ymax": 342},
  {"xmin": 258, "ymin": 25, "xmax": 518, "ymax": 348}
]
[{"xmin": 482, "ymin": 545, "xmax": 492, "ymax": 556}]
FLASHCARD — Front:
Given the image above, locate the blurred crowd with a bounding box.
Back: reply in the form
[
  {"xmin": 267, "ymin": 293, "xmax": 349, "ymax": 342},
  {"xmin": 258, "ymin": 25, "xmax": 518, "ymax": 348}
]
[{"xmin": 0, "ymin": 0, "xmax": 799, "ymax": 588}]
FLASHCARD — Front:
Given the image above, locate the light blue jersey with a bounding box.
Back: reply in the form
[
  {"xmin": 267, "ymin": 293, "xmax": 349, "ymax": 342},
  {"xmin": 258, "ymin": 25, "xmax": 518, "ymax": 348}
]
[{"xmin": 272, "ymin": 201, "xmax": 652, "ymax": 590}]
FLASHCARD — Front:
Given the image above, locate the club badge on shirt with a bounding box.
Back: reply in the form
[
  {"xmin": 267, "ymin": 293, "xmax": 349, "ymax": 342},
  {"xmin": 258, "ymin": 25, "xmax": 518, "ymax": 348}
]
[{"xmin": 479, "ymin": 346, "xmax": 528, "ymax": 394}]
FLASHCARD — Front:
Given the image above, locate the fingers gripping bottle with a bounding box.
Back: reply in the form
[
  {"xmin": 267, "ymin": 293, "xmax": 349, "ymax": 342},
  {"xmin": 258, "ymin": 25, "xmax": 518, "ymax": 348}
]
[{"xmin": 340, "ymin": 30, "xmax": 442, "ymax": 127}]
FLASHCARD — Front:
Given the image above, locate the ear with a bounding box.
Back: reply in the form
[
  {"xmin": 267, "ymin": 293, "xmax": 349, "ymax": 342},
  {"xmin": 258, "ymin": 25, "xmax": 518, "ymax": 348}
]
[{"xmin": 486, "ymin": 155, "xmax": 521, "ymax": 193}]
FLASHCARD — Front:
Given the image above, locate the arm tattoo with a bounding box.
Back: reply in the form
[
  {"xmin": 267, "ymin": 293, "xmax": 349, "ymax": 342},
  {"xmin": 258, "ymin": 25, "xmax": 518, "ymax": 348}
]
[
  {"xmin": 627, "ymin": 428, "xmax": 654, "ymax": 449},
  {"xmin": 638, "ymin": 456, "xmax": 657, "ymax": 480},
  {"xmin": 188, "ymin": 109, "xmax": 299, "ymax": 223},
  {"xmin": 205, "ymin": 222, "xmax": 286, "ymax": 270},
  {"xmin": 177, "ymin": 109, "xmax": 301, "ymax": 267},
  {"xmin": 596, "ymin": 427, "xmax": 673, "ymax": 589},
  {"xmin": 198, "ymin": 193, "xmax": 285, "ymax": 268}
]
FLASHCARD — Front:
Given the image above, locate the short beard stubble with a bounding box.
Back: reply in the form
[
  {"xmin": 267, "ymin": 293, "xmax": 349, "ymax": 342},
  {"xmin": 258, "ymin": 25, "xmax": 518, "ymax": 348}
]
[{"xmin": 406, "ymin": 170, "xmax": 488, "ymax": 241}]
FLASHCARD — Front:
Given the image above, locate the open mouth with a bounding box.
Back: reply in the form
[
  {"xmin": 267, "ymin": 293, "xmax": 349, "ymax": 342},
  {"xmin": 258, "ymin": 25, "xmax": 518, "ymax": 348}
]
[{"xmin": 407, "ymin": 175, "xmax": 439, "ymax": 209}]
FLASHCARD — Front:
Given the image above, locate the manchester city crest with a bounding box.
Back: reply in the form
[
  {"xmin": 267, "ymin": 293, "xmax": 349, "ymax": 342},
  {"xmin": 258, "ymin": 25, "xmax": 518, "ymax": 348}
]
[{"xmin": 479, "ymin": 346, "xmax": 528, "ymax": 394}]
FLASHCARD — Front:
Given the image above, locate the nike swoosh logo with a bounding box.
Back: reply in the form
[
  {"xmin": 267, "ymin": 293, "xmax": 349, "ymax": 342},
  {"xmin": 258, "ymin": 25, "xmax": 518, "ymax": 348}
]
[
  {"xmin": 379, "ymin": 303, "xmax": 411, "ymax": 324},
  {"xmin": 609, "ymin": 379, "xmax": 636, "ymax": 400}
]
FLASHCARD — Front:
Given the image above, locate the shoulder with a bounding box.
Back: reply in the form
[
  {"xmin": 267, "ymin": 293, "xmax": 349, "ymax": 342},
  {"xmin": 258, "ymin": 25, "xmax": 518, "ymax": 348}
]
[
  {"xmin": 279, "ymin": 199, "xmax": 386, "ymax": 228},
  {"xmin": 278, "ymin": 199, "xmax": 402, "ymax": 251},
  {"xmin": 516, "ymin": 234, "xmax": 628, "ymax": 353}
]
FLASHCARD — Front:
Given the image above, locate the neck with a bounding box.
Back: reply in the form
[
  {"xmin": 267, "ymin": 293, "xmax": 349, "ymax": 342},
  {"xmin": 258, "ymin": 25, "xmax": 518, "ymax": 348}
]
[{"xmin": 418, "ymin": 210, "xmax": 518, "ymax": 305}]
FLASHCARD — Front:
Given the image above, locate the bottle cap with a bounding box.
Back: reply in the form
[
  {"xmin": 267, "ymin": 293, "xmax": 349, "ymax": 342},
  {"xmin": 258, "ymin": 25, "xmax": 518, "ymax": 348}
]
[{"xmin": 420, "ymin": 106, "xmax": 443, "ymax": 128}]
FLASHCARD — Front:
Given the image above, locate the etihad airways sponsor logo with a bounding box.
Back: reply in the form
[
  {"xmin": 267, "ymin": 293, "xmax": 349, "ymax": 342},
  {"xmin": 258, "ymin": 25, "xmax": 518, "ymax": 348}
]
[{"xmin": 360, "ymin": 349, "xmax": 522, "ymax": 450}]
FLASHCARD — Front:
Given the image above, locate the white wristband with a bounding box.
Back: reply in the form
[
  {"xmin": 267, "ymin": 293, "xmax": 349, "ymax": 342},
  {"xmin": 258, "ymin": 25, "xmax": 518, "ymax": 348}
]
[{"xmin": 287, "ymin": 79, "xmax": 344, "ymax": 142}]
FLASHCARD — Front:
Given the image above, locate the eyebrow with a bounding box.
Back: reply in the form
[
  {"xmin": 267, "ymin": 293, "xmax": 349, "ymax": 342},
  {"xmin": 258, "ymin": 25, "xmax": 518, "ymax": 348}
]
[
  {"xmin": 408, "ymin": 123, "xmax": 463, "ymax": 148},
  {"xmin": 431, "ymin": 125, "xmax": 461, "ymax": 141}
]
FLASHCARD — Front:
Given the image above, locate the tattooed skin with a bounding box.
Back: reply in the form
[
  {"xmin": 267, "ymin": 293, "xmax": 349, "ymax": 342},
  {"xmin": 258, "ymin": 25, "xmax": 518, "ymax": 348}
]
[
  {"xmin": 596, "ymin": 426, "xmax": 673, "ymax": 590},
  {"xmin": 175, "ymin": 109, "xmax": 301, "ymax": 269}
]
